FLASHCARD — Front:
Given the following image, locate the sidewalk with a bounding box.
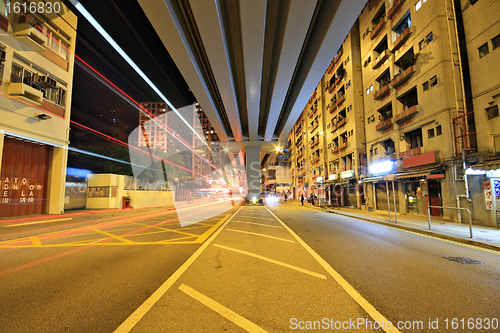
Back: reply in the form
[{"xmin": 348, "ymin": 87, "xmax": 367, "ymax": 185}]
[{"xmin": 285, "ymin": 199, "xmax": 500, "ymax": 252}]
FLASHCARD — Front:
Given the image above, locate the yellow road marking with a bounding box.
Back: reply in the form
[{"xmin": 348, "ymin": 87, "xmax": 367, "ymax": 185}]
[
  {"xmin": 3, "ymin": 218, "xmax": 73, "ymax": 227},
  {"xmin": 231, "ymin": 221, "xmax": 282, "ymax": 228},
  {"xmin": 266, "ymin": 206, "xmax": 401, "ymax": 333},
  {"xmin": 213, "ymin": 244, "xmax": 326, "ymax": 279},
  {"xmin": 89, "ymin": 227, "xmax": 133, "ymax": 244},
  {"xmin": 157, "ymin": 235, "xmax": 198, "ymax": 243},
  {"xmin": 195, "ymin": 214, "xmax": 231, "ymax": 243},
  {"xmin": 179, "ymin": 284, "xmax": 268, "ymax": 333},
  {"xmin": 225, "ymin": 229, "xmax": 294, "ymax": 243},
  {"xmin": 113, "ymin": 208, "xmax": 241, "ymax": 333},
  {"xmin": 30, "ymin": 236, "xmax": 42, "ymax": 246}
]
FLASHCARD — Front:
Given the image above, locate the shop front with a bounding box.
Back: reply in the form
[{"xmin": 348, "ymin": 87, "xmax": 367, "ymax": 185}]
[{"xmin": 398, "ymin": 173, "xmax": 442, "ymax": 216}]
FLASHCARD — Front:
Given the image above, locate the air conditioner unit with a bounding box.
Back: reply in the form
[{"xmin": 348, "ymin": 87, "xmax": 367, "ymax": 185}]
[
  {"xmin": 37, "ymin": 75, "xmax": 57, "ymax": 88},
  {"xmin": 0, "ymin": 50, "xmax": 5, "ymax": 62}
]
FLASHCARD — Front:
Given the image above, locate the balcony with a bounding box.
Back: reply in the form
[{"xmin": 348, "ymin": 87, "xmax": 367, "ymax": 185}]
[
  {"xmin": 372, "ymin": 49, "xmax": 390, "ymax": 70},
  {"xmin": 295, "ymin": 126, "xmax": 302, "ymax": 136},
  {"xmin": 312, "ymin": 157, "xmax": 320, "ymax": 164},
  {"xmin": 334, "ymin": 48, "xmax": 343, "ymax": 64},
  {"xmin": 309, "ymin": 107, "xmax": 318, "ymax": 118},
  {"xmin": 370, "ymin": 17, "xmax": 386, "ymax": 40},
  {"xmin": 339, "ymin": 141, "xmax": 348, "ymax": 150},
  {"xmin": 376, "ymin": 117, "xmax": 393, "ymax": 131},
  {"xmin": 311, "ymin": 141, "xmax": 319, "ymax": 149},
  {"xmin": 332, "ymin": 146, "xmax": 339, "ymax": 154},
  {"xmin": 331, "ymin": 118, "xmax": 347, "ymax": 132},
  {"xmin": 388, "ymin": 0, "xmax": 405, "ymax": 20},
  {"xmin": 368, "ymin": 0, "xmax": 381, "ymax": 11},
  {"xmin": 392, "ymin": 65, "xmax": 415, "ymax": 88},
  {"xmin": 398, "ymin": 146, "xmax": 424, "ymax": 159},
  {"xmin": 6, "ymin": 82, "xmax": 43, "ymax": 105},
  {"xmin": 391, "ymin": 27, "xmax": 413, "ymax": 53},
  {"xmin": 373, "ymin": 84, "xmax": 391, "ymax": 100},
  {"xmin": 395, "ymin": 105, "xmax": 419, "ymax": 123},
  {"xmin": 14, "ymin": 22, "xmax": 47, "ymax": 51},
  {"xmin": 328, "ymin": 82, "xmax": 336, "ymax": 94},
  {"xmin": 340, "ymin": 167, "xmax": 352, "ymax": 172},
  {"xmin": 327, "ymin": 62, "xmax": 335, "ymax": 74},
  {"xmin": 310, "ymin": 123, "xmax": 319, "ymax": 133}
]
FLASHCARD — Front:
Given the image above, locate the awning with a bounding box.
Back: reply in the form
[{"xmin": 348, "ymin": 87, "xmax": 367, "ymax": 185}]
[
  {"xmin": 362, "ymin": 176, "xmax": 383, "ymax": 183},
  {"xmin": 396, "ymin": 168, "xmax": 435, "ymax": 179}
]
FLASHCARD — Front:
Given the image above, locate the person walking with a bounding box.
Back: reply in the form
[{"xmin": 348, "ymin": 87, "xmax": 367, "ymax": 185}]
[
  {"xmin": 284, "ymin": 193, "xmax": 287, "ymax": 202},
  {"xmin": 300, "ymin": 193, "xmax": 304, "ymax": 205},
  {"xmin": 310, "ymin": 193, "xmax": 314, "ymax": 206}
]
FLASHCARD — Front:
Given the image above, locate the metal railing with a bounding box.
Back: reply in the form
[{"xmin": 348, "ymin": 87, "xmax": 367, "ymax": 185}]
[{"xmin": 427, "ymin": 206, "xmax": 473, "ymax": 238}]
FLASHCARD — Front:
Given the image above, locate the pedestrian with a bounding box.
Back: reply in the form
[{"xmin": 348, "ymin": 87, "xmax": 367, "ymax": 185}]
[
  {"xmin": 314, "ymin": 194, "xmax": 318, "ymax": 206},
  {"xmin": 300, "ymin": 194, "xmax": 304, "ymax": 205},
  {"xmin": 310, "ymin": 193, "xmax": 314, "ymax": 206},
  {"xmin": 284, "ymin": 193, "xmax": 287, "ymax": 202}
]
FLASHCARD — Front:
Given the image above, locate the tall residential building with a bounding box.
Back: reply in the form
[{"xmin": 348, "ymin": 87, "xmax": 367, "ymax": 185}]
[
  {"xmin": 286, "ymin": 0, "xmax": 500, "ymax": 227},
  {"xmin": 138, "ymin": 102, "xmax": 170, "ymax": 152},
  {"xmin": 0, "ymin": 1, "xmax": 77, "ymax": 217}
]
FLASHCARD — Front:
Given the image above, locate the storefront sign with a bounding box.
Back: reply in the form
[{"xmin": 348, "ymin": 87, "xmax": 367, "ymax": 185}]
[
  {"xmin": 341, "ymin": 170, "xmax": 355, "ymax": 179},
  {"xmin": 329, "ymin": 174, "xmax": 337, "ymax": 181},
  {"xmin": 0, "ymin": 177, "xmax": 43, "ymax": 204},
  {"xmin": 484, "ymin": 181, "xmax": 492, "ymax": 211},
  {"xmin": 316, "ymin": 177, "xmax": 323, "ymax": 183},
  {"xmin": 495, "ymin": 180, "xmax": 500, "ymax": 200}
]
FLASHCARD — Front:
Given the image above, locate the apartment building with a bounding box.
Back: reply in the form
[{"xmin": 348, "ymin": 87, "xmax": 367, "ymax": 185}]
[
  {"xmin": 286, "ymin": 0, "xmax": 500, "ymax": 226},
  {"xmin": 0, "ymin": 1, "xmax": 77, "ymax": 217},
  {"xmin": 458, "ymin": 0, "xmax": 500, "ymax": 226}
]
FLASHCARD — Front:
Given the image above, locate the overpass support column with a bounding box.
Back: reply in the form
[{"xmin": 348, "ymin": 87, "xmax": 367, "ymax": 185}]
[{"xmin": 246, "ymin": 146, "xmax": 261, "ymax": 200}]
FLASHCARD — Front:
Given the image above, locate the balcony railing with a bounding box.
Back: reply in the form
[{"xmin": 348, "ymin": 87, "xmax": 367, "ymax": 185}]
[
  {"xmin": 368, "ymin": 0, "xmax": 381, "ymax": 11},
  {"xmin": 370, "ymin": 17, "xmax": 386, "ymax": 40},
  {"xmin": 388, "ymin": 0, "xmax": 405, "ymax": 20},
  {"xmin": 339, "ymin": 141, "xmax": 348, "ymax": 150},
  {"xmin": 395, "ymin": 105, "xmax": 418, "ymax": 123},
  {"xmin": 327, "ymin": 62, "xmax": 335, "ymax": 74},
  {"xmin": 329, "ymin": 94, "xmax": 346, "ymax": 114},
  {"xmin": 332, "ymin": 146, "xmax": 339, "ymax": 154},
  {"xmin": 391, "ymin": 27, "xmax": 413, "ymax": 52},
  {"xmin": 392, "ymin": 65, "xmax": 415, "ymax": 88},
  {"xmin": 328, "ymin": 82, "xmax": 336, "ymax": 94},
  {"xmin": 374, "ymin": 84, "xmax": 391, "ymax": 100},
  {"xmin": 398, "ymin": 146, "xmax": 424, "ymax": 159},
  {"xmin": 311, "ymin": 141, "xmax": 319, "ymax": 149},
  {"xmin": 372, "ymin": 49, "xmax": 390, "ymax": 69},
  {"xmin": 312, "ymin": 157, "xmax": 320, "ymax": 164},
  {"xmin": 310, "ymin": 123, "xmax": 319, "ymax": 133},
  {"xmin": 376, "ymin": 117, "xmax": 393, "ymax": 131}
]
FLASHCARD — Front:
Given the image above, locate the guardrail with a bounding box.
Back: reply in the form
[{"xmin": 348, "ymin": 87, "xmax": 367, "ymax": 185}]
[{"xmin": 427, "ymin": 206, "xmax": 473, "ymax": 238}]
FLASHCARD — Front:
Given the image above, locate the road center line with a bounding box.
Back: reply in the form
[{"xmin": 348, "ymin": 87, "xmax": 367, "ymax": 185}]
[
  {"xmin": 113, "ymin": 207, "xmax": 242, "ymax": 333},
  {"xmin": 213, "ymin": 244, "xmax": 326, "ymax": 279},
  {"xmin": 179, "ymin": 284, "xmax": 268, "ymax": 333},
  {"xmin": 225, "ymin": 229, "xmax": 294, "ymax": 243},
  {"xmin": 231, "ymin": 221, "xmax": 282, "ymax": 228},
  {"xmin": 265, "ymin": 206, "xmax": 402, "ymax": 333}
]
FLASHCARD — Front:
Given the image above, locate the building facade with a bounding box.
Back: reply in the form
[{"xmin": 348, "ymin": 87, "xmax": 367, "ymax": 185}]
[{"xmin": 0, "ymin": 1, "xmax": 77, "ymax": 217}]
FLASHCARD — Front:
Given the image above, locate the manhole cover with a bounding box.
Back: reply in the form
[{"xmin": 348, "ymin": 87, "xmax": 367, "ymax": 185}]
[{"xmin": 443, "ymin": 257, "xmax": 487, "ymax": 265}]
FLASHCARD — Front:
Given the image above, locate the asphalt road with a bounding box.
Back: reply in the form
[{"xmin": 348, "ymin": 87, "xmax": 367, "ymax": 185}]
[
  {"xmin": 0, "ymin": 202, "xmax": 239, "ymax": 332},
  {"xmin": 268, "ymin": 202, "xmax": 500, "ymax": 331},
  {"xmin": 1, "ymin": 201, "xmax": 499, "ymax": 332}
]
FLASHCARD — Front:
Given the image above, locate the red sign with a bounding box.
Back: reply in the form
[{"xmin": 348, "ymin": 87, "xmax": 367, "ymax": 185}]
[{"xmin": 403, "ymin": 151, "xmax": 436, "ymax": 168}]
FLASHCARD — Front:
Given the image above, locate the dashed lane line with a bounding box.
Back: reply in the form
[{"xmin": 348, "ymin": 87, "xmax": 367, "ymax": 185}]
[
  {"xmin": 265, "ymin": 206, "xmax": 402, "ymax": 333},
  {"xmin": 113, "ymin": 208, "xmax": 241, "ymax": 333},
  {"xmin": 225, "ymin": 229, "xmax": 294, "ymax": 243},
  {"xmin": 231, "ymin": 221, "xmax": 282, "ymax": 228},
  {"xmin": 179, "ymin": 284, "xmax": 268, "ymax": 333},
  {"xmin": 213, "ymin": 244, "xmax": 326, "ymax": 279}
]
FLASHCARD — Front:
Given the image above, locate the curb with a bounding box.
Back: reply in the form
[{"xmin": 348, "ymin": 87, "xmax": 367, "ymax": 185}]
[{"xmin": 283, "ymin": 201, "xmax": 500, "ymax": 253}]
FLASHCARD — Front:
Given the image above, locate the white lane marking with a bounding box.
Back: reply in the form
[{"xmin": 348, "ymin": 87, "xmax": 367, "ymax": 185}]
[
  {"xmin": 265, "ymin": 206, "xmax": 402, "ymax": 333},
  {"xmin": 113, "ymin": 206, "xmax": 243, "ymax": 333},
  {"xmin": 179, "ymin": 284, "xmax": 268, "ymax": 333},
  {"xmin": 225, "ymin": 229, "xmax": 294, "ymax": 243},
  {"xmin": 213, "ymin": 244, "xmax": 326, "ymax": 279},
  {"xmin": 231, "ymin": 221, "xmax": 282, "ymax": 228}
]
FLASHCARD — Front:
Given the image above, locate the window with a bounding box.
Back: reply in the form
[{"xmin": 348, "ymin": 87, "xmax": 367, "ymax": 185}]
[
  {"xmin": 492, "ymin": 34, "xmax": 500, "ymax": 50},
  {"xmin": 428, "ymin": 128, "xmax": 435, "ymax": 138},
  {"xmin": 486, "ymin": 105, "xmax": 499, "ymax": 120},
  {"xmin": 429, "ymin": 76, "xmax": 437, "ymax": 87},
  {"xmin": 479, "ymin": 43, "xmax": 489, "ymax": 58},
  {"xmin": 436, "ymin": 125, "xmax": 442, "ymax": 136},
  {"xmin": 393, "ymin": 12, "xmax": 411, "ymax": 37},
  {"xmin": 415, "ymin": 0, "xmax": 422, "ymax": 11},
  {"xmin": 419, "ymin": 32, "xmax": 433, "ymax": 50},
  {"xmin": 368, "ymin": 115, "xmax": 375, "ymax": 123},
  {"xmin": 374, "ymin": 148, "xmax": 378, "ymax": 155}
]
